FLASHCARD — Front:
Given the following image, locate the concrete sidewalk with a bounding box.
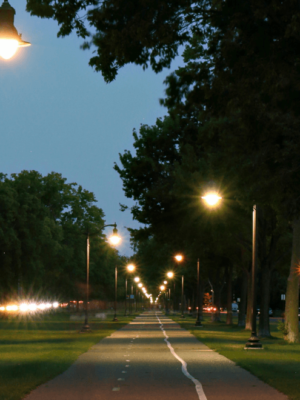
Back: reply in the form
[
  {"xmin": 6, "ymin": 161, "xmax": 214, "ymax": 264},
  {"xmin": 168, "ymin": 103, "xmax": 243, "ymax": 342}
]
[{"xmin": 24, "ymin": 311, "xmax": 288, "ymax": 400}]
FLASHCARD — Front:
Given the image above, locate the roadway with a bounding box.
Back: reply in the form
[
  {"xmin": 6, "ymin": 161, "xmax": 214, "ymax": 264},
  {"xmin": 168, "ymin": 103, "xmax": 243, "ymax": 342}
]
[{"xmin": 24, "ymin": 311, "xmax": 288, "ymax": 400}]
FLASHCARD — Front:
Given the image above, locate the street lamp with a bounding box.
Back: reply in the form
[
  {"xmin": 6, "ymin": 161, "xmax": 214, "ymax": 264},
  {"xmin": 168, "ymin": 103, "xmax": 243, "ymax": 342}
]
[
  {"xmin": 166, "ymin": 271, "xmax": 174, "ymax": 313},
  {"xmin": 202, "ymin": 191, "xmax": 262, "ymax": 348},
  {"xmin": 126, "ymin": 264, "xmax": 135, "ymax": 315},
  {"xmin": 201, "ymin": 192, "xmax": 222, "ymax": 207},
  {"xmin": 110, "ymin": 226, "xmax": 121, "ymax": 322},
  {"xmin": 82, "ymin": 224, "xmax": 120, "ymax": 332},
  {"xmin": 244, "ymin": 205, "xmax": 262, "ymax": 349},
  {"xmin": 0, "ymin": 0, "xmax": 31, "ymax": 60},
  {"xmin": 134, "ymin": 277, "xmax": 140, "ymax": 312},
  {"xmin": 174, "ymin": 254, "xmax": 185, "ymax": 318}
]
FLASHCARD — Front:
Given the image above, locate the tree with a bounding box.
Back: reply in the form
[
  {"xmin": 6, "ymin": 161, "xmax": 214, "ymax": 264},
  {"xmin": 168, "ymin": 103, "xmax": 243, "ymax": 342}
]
[{"xmin": 0, "ymin": 170, "xmax": 123, "ymax": 302}]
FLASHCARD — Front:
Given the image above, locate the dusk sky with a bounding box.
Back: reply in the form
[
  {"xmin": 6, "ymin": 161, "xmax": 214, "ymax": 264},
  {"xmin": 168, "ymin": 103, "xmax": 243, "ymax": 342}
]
[{"xmin": 0, "ymin": 1, "xmax": 183, "ymax": 256}]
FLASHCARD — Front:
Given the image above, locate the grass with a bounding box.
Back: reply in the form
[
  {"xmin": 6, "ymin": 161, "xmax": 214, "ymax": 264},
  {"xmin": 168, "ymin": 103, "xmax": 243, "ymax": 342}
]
[
  {"xmin": 0, "ymin": 310, "xmax": 135, "ymax": 400},
  {"xmin": 170, "ymin": 313, "xmax": 300, "ymax": 400}
]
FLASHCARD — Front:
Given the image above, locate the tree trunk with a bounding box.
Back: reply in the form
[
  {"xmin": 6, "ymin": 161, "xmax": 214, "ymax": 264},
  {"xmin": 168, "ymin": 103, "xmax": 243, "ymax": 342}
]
[
  {"xmin": 245, "ymin": 270, "xmax": 252, "ymax": 330},
  {"xmin": 285, "ymin": 218, "xmax": 300, "ymax": 343},
  {"xmin": 211, "ymin": 287, "xmax": 221, "ymax": 322},
  {"xmin": 226, "ymin": 266, "xmax": 233, "ymax": 325},
  {"xmin": 238, "ymin": 272, "xmax": 247, "ymax": 327},
  {"xmin": 258, "ymin": 267, "xmax": 271, "ymax": 337}
]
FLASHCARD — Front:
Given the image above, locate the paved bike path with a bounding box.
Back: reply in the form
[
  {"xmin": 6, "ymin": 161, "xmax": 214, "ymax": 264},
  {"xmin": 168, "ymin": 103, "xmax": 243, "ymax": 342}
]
[{"xmin": 24, "ymin": 311, "xmax": 288, "ymax": 400}]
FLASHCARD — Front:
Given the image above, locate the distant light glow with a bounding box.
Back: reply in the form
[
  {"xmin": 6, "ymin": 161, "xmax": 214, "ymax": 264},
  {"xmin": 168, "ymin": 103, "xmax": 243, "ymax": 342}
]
[
  {"xmin": 201, "ymin": 192, "xmax": 222, "ymax": 207},
  {"xmin": 138, "ymin": 283, "xmax": 143, "ymax": 288},
  {"xmin": 28, "ymin": 303, "xmax": 37, "ymax": 311},
  {"xmin": 163, "ymin": 280, "xmax": 167, "ymax": 285},
  {"xmin": 167, "ymin": 271, "xmax": 174, "ymax": 279},
  {"xmin": 134, "ymin": 277, "xmax": 140, "ymax": 283},
  {"xmin": 126, "ymin": 264, "xmax": 135, "ymax": 272},
  {"xmin": 0, "ymin": 39, "xmax": 19, "ymax": 60},
  {"xmin": 160, "ymin": 285, "xmax": 165, "ymax": 291},
  {"xmin": 20, "ymin": 303, "xmax": 29, "ymax": 312},
  {"xmin": 175, "ymin": 254, "xmax": 183, "ymax": 262},
  {"xmin": 53, "ymin": 302, "xmax": 59, "ymax": 308},
  {"xmin": 6, "ymin": 305, "xmax": 19, "ymax": 311}
]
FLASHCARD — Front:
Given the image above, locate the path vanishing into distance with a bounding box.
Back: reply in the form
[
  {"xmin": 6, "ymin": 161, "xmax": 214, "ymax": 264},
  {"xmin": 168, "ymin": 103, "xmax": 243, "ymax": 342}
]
[{"xmin": 24, "ymin": 311, "xmax": 288, "ymax": 400}]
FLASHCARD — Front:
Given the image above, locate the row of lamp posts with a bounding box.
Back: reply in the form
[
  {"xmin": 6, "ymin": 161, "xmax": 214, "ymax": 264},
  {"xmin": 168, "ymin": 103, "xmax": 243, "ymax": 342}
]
[{"xmin": 157, "ymin": 192, "xmax": 262, "ymax": 350}]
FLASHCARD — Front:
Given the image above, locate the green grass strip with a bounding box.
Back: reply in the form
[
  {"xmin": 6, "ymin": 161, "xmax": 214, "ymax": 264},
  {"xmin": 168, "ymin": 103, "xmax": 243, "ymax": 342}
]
[
  {"xmin": 0, "ymin": 311, "xmax": 135, "ymax": 400},
  {"xmin": 170, "ymin": 314, "xmax": 300, "ymax": 400}
]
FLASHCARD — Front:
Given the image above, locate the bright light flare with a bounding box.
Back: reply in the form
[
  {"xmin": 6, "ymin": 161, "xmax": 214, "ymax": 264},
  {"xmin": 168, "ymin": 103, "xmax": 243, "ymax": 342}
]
[
  {"xmin": 175, "ymin": 254, "xmax": 183, "ymax": 262},
  {"xmin": 134, "ymin": 277, "xmax": 140, "ymax": 283},
  {"xmin": 20, "ymin": 303, "xmax": 29, "ymax": 312},
  {"xmin": 167, "ymin": 271, "xmax": 174, "ymax": 279},
  {"xmin": 0, "ymin": 39, "xmax": 19, "ymax": 60},
  {"xmin": 126, "ymin": 264, "xmax": 136, "ymax": 273},
  {"xmin": 138, "ymin": 283, "xmax": 143, "ymax": 288},
  {"xmin": 6, "ymin": 304, "xmax": 19, "ymax": 311},
  {"xmin": 53, "ymin": 302, "xmax": 59, "ymax": 308},
  {"xmin": 163, "ymin": 280, "xmax": 167, "ymax": 285},
  {"xmin": 108, "ymin": 234, "xmax": 121, "ymax": 246},
  {"xmin": 201, "ymin": 192, "xmax": 222, "ymax": 207},
  {"xmin": 160, "ymin": 285, "xmax": 165, "ymax": 291}
]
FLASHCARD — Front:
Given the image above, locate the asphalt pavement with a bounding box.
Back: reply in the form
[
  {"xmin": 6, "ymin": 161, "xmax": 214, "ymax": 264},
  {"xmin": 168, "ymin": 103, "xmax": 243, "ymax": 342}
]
[{"xmin": 24, "ymin": 311, "xmax": 288, "ymax": 400}]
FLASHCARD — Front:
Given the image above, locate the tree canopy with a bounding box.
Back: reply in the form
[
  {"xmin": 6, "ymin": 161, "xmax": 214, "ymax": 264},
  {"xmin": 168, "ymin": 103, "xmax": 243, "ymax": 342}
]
[{"xmin": 0, "ymin": 170, "xmax": 124, "ymax": 302}]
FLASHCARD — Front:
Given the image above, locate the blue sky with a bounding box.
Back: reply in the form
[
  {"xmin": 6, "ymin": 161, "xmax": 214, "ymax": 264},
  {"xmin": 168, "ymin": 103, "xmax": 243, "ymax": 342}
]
[{"xmin": 0, "ymin": 1, "xmax": 183, "ymax": 255}]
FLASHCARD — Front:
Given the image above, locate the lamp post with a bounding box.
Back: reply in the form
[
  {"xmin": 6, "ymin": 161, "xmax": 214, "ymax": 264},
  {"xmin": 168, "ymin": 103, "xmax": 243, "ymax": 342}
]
[
  {"xmin": 244, "ymin": 205, "xmax": 262, "ymax": 349},
  {"xmin": 126, "ymin": 264, "xmax": 135, "ymax": 315},
  {"xmin": 124, "ymin": 277, "xmax": 128, "ymax": 316},
  {"xmin": 134, "ymin": 277, "xmax": 140, "ymax": 312},
  {"xmin": 174, "ymin": 254, "xmax": 184, "ymax": 317},
  {"xmin": 110, "ymin": 227, "xmax": 122, "ymax": 322},
  {"xmin": 0, "ymin": 0, "xmax": 31, "ymax": 60},
  {"xmin": 167, "ymin": 271, "xmax": 174, "ymax": 312},
  {"xmin": 201, "ymin": 192, "xmax": 262, "ymax": 349},
  {"xmin": 195, "ymin": 258, "xmax": 203, "ymax": 327},
  {"xmin": 181, "ymin": 275, "xmax": 185, "ymax": 318},
  {"xmin": 81, "ymin": 223, "xmax": 120, "ymax": 332}
]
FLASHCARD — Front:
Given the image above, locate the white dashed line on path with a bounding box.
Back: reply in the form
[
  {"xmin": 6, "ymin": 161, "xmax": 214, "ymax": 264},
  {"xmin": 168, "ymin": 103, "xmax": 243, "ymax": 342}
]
[{"xmin": 156, "ymin": 313, "xmax": 208, "ymax": 400}]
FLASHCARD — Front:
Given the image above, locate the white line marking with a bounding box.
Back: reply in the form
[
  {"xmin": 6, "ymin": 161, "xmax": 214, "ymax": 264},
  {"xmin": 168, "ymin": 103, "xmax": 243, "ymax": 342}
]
[
  {"xmin": 118, "ymin": 378, "xmax": 125, "ymax": 381},
  {"xmin": 156, "ymin": 314, "xmax": 207, "ymax": 400},
  {"xmin": 112, "ymin": 387, "xmax": 120, "ymax": 391}
]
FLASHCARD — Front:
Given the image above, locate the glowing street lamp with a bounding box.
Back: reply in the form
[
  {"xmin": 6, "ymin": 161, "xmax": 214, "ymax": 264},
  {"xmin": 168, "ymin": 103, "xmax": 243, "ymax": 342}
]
[
  {"xmin": 138, "ymin": 283, "xmax": 143, "ymax": 288},
  {"xmin": 160, "ymin": 285, "xmax": 165, "ymax": 291},
  {"xmin": 82, "ymin": 223, "xmax": 120, "ymax": 332},
  {"xmin": 133, "ymin": 277, "xmax": 140, "ymax": 311},
  {"xmin": 174, "ymin": 254, "xmax": 185, "ymax": 317},
  {"xmin": 201, "ymin": 192, "xmax": 222, "ymax": 207},
  {"xmin": 126, "ymin": 264, "xmax": 136, "ymax": 315},
  {"xmin": 175, "ymin": 254, "xmax": 183, "ymax": 262},
  {"xmin": 0, "ymin": 0, "xmax": 31, "ymax": 60},
  {"xmin": 108, "ymin": 225, "xmax": 121, "ymax": 246},
  {"xmin": 126, "ymin": 264, "xmax": 135, "ymax": 273},
  {"xmin": 163, "ymin": 280, "xmax": 167, "ymax": 285},
  {"xmin": 166, "ymin": 272, "xmax": 174, "ymax": 313}
]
